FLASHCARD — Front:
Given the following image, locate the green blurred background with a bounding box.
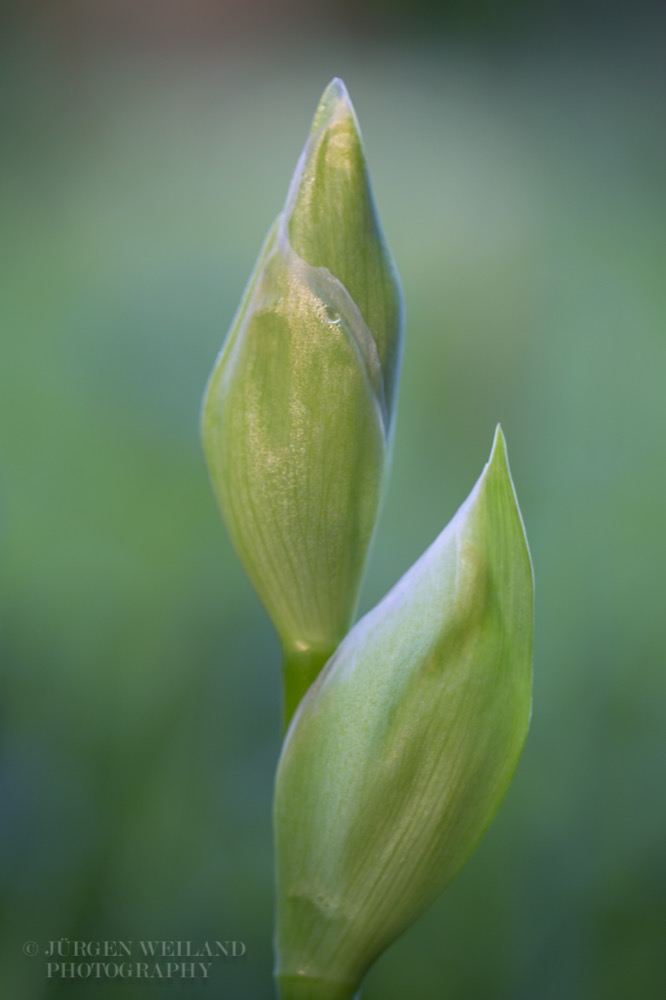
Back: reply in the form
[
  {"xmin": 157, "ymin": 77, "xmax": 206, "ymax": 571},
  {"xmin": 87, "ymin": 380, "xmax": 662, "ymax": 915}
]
[{"xmin": 1, "ymin": 1, "xmax": 665, "ymax": 998}]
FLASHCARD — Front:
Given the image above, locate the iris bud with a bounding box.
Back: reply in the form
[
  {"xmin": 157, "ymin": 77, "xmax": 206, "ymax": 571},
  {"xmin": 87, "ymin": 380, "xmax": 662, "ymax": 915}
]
[
  {"xmin": 202, "ymin": 79, "xmax": 403, "ymax": 720},
  {"xmin": 274, "ymin": 427, "xmax": 533, "ymax": 1000}
]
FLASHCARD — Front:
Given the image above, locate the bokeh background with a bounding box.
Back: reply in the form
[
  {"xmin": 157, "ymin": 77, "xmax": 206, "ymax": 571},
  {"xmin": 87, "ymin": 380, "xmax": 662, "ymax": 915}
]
[{"xmin": 1, "ymin": 1, "xmax": 665, "ymax": 998}]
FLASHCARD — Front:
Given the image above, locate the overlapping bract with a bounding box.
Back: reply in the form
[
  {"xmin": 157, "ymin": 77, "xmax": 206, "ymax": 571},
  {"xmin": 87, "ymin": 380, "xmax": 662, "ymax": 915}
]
[{"xmin": 274, "ymin": 428, "xmax": 533, "ymax": 999}]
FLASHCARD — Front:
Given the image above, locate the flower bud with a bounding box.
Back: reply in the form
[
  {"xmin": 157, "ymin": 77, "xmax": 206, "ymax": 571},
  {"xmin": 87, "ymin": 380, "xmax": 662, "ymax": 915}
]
[
  {"xmin": 274, "ymin": 427, "xmax": 533, "ymax": 1000},
  {"xmin": 202, "ymin": 80, "xmax": 403, "ymax": 714}
]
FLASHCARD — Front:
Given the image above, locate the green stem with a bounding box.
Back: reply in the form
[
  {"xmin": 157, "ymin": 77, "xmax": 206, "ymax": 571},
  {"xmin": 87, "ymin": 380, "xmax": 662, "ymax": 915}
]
[
  {"xmin": 276, "ymin": 975, "xmax": 360, "ymax": 1000},
  {"xmin": 281, "ymin": 645, "xmax": 333, "ymax": 732}
]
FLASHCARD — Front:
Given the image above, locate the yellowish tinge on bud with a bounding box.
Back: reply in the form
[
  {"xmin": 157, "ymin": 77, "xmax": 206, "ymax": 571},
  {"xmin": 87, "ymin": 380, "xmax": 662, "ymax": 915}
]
[
  {"xmin": 286, "ymin": 78, "xmax": 402, "ymax": 423},
  {"xmin": 202, "ymin": 80, "xmax": 403, "ymax": 719},
  {"xmin": 274, "ymin": 427, "xmax": 534, "ymax": 1000}
]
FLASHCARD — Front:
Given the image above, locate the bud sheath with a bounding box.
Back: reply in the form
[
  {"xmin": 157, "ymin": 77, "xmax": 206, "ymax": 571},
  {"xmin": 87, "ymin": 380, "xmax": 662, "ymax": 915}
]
[{"xmin": 274, "ymin": 427, "xmax": 533, "ymax": 996}]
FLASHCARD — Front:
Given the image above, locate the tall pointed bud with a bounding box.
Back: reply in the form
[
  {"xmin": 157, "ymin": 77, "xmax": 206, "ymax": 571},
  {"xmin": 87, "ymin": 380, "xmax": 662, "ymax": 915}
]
[
  {"xmin": 274, "ymin": 427, "xmax": 534, "ymax": 1000},
  {"xmin": 202, "ymin": 80, "xmax": 403, "ymax": 721}
]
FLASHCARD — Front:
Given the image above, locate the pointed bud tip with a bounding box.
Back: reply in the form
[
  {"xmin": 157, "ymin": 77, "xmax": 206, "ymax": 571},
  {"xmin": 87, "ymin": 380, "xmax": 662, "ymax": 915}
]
[
  {"xmin": 489, "ymin": 423, "xmax": 506, "ymax": 461},
  {"xmin": 483, "ymin": 423, "xmax": 534, "ymax": 578},
  {"xmin": 311, "ymin": 78, "xmax": 357, "ymax": 135},
  {"xmin": 325, "ymin": 77, "xmax": 350, "ymax": 101},
  {"xmin": 484, "ymin": 423, "xmax": 511, "ymax": 483}
]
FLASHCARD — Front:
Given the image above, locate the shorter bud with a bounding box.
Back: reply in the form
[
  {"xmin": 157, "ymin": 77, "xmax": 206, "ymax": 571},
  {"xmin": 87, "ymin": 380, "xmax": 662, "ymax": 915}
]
[{"xmin": 274, "ymin": 427, "xmax": 533, "ymax": 999}]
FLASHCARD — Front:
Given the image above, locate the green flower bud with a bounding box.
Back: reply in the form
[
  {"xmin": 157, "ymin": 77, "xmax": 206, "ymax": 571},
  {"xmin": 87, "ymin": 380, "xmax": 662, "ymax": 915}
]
[
  {"xmin": 274, "ymin": 427, "xmax": 533, "ymax": 1000},
  {"xmin": 202, "ymin": 80, "xmax": 403, "ymax": 720}
]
